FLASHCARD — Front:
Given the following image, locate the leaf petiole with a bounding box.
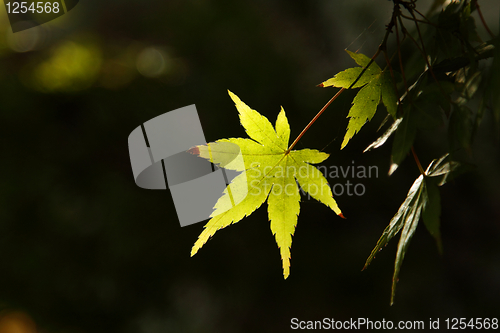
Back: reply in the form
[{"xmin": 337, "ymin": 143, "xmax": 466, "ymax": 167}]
[
  {"xmin": 287, "ymin": 87, "xmax": 345, "ymax": 152},
  {"xmin": 411, "ymin": 146, "xmax": 425, "ymax": 175}
]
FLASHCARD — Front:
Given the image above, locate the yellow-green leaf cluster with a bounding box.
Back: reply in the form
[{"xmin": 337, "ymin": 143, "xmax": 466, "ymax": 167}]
[{"xmin": 319, "ymin": 50, "xmax": 397, "ymax": 149}]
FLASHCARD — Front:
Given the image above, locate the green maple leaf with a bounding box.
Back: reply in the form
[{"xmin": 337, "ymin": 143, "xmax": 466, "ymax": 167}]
[
  {"xmin": 363, "ymin": 154, "xmax": 459, "ymax": 305},
  {"xmin": 319, "ymin": 50, "xmax": 397, "ymax": 149},
  {"xmin": 189, "ymin": 91, "xmax": 344, "ymax": 278}
]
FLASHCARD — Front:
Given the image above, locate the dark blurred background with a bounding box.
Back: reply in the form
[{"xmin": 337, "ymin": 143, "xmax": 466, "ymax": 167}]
[{"xmin": 0, "ymin": 0, "xmax": 499, "ymax": 332}]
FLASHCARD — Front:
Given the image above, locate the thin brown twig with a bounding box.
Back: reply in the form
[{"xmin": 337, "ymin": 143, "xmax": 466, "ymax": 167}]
[
  {"xmin": 394, "ymin": 5, "xmax": 432, "ymax": 176},
  {"xmin": 411, "ymin": 7, "xmax": 433, "ymax": 24},
  {"xmin": 407, "ymin": 10, "xmax": 433, "ymax": 67},
  {"xmin": 394, "ymin": 16, "xmax": 410, "ymax": 95},
  {"xmin": 406, "ymin": 10, "xmax": 453, "ymax": 105},
  {"xmin": 474, "ymin": 0, "xmax": 495, "ymax": 39},
  {"xmin": 382, "ymin": 50, "xmax": 403, "ymax": 117},
  {"xmin": 411, "ymin": 146, "xmax": 424, "ymax": 174},
  {"xmin": 399, "ymin": 13, "xmax": 437, "ymax": 27}
]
